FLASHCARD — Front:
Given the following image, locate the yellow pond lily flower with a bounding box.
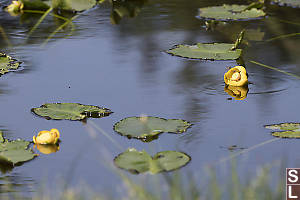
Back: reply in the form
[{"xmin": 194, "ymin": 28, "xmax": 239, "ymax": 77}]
[
  {"xmin": 5, "ymin": 1, "xmax": 24, "ymax": 16},
  {"xmin": 224, "ymin": 66, "xmax": 248, "ymax": 87},
  {"xmin": 34, "ymin": 144, "xmax": 60, "ymax": 154},
  {"xmin": 33, "ymin": 129, "xmax": 60, "ymax": 144},
  {"xmin": 224, "ymin": 85, "xmax": 249, "ymax": 100}
]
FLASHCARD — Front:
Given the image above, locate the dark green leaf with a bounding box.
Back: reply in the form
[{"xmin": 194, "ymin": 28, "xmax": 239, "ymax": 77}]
[
  {"xmin": 113, "ymin": 116, "xmax": 191, "ymax": 140},
  {"xmin": 167, "ymin": 43, "xmax": 242, "ymax": 60},
  {"xmin": 114, "ymin": 148, "xmax": 191, "ymax": 174},
  {"xmin": 31, "ymin": 103, "xmax": 112, "ymax": 121},
  {"xmin": 197, "ymin": 4, "xmax": 266, "ymax": 21},
  {"xmin": 0, "ymin": 52, "xmax": 21, "ymax": 76}
]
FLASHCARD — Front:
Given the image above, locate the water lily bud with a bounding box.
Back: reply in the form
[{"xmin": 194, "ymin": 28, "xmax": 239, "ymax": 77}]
[
  {"xmin": 5, "ymin": 1, "xmax": 24, "ymax": 16},
  {"xmin": 33, "ymin": 129, "xmax": 60, "ymax": 144},
  {"xmin": 224, "ymin": 66, "xmax": 248, "ymax": 87}
]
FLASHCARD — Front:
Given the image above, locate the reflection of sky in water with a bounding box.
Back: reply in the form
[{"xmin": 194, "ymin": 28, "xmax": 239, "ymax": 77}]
[{"xmin": 0, "ymin": 0, "xmax": 300, "ymax": 197}]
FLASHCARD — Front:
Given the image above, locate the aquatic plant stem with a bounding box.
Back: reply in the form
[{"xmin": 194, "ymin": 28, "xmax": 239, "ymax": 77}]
[
  {"xmin": 0, "ymin": 26, "xmax": 12, "ymax": 47},
  {"xmin": 27, "ymin": 7, "xmax": 53, "ymax": 38},
  {"xmin": 24, "ymin": 10, "xmax": 71, "ymax": 22},
  {"xmin": 87, "ymin": 121, "xmax": 123, "ymax": 151},
  {"xmin": 43, "ymin": 15, "xmax": 78, "ymax": 45},
  {"xmin": 266, "ymin": 32, "xmax": 300, "ymax": 42},
  {"xmin": 217, "ymin": 138, "xmax": 280, "ymax": 165},
  {"xmin": 249, "ymin": 60, "xmax": 300, "ymax": 80}
]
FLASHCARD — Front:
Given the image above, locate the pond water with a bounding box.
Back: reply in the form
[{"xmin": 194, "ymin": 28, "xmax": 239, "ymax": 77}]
[{"xmin": 0, "ymin": 0, "xmax": 300, "ymax": 198}]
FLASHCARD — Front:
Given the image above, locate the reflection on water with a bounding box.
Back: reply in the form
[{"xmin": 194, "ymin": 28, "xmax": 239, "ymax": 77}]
[
  {"xmin": 0, "ymin": 173, "xmax": 35, "ymax": 198},
  {"xmin": 0, "ymin": 0, "xmax": 300, "ymax": 198}
]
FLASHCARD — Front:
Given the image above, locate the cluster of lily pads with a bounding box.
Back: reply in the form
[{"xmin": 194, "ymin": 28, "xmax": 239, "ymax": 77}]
[
  {"xmin": 1, "ymin": 0, "xmax": 299, "ymax": 174},
  {"xmin": 0, "ymin": 82, "xmax": 192, "ymax": 173}
]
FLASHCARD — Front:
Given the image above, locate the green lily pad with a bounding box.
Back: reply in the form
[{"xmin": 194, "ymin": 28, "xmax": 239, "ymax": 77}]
[
  {"xmin": 265, "ymin": 123, "xmax": 300, "ymax": 131},
  {"xmin": 114, "ymin": 148, "xmax": 191, "ymax": 174},
  {"xmin": 271, "ymin": 131, "xmax": 300, "ymax": 138},
  {"xmin": 113, "ymin": 116, "xmax": 192, "ymax": 141},
  {"xmin": 51, "ymin": 0, "xmax": 97, "ymax": 12},
  {"xmin": 0, "ymin": 132, "xmax": 36, "ymax": 165},
  {"xmin": 271, "ymin": 0, "xmax": 300, "ymax": 8},
  {"xmin": 197, "ymin": 4, "xmax": 266, "ymax": 21},
  {"xmin": 167, "ymin": 43, "xmax": 242, "ymax": 60},
  {"xmin": 0, "ymin": 52, "xmax": 21, "ymax": 76},
  {"xmin": 265, "ymin": 123, "xmax": 300, "ymax": 138},
  {"xmin": 31, "ymin": 103, "xmax": 112, "ymax": 121},
  {"xmin": 21, "ymin": 0, "xmax": 97, "ymax": 12}
]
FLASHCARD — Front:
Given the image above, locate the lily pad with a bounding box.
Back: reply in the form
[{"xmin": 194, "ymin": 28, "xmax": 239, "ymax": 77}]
[
  {"xmin": 0, "ymin": 52, "xmax": 21, "ymax": 76},
  {"xmin": 51, "ymin": 0, "xmax": 97, "ymax": 12},
  {"xmin": 265, "ymin": 123, "xmax": 300, "ymax": 131},
  {"xmin": 113, "ymin": 116, "xmax": 191, "ymax": 141},
  {"xmin": 114, "ymin": 148, "xmax": 191, "ymax": 174},
  {"xmin": 271, "ymin": 0, "xmax": 300, "ymax": 8},
  {"xmin": 197, "ymin": 4, "xmax": 266, "ymax": 21},
  {"xmin": 167, "ymin": 43, "xmax": 242, "ymax": 60},
  {"xmin": 265, "ymin": 123, "xmax": 300, "ymax": 138},
  {"xmin": 31, "ymin": 103, "xmax": 112, "ymax": 121},
  {"xmin": 0, "ymin": 132, "xmax": 36, "ymax": 165}
]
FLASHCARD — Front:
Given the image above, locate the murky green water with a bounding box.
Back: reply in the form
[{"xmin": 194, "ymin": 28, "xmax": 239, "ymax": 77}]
[{"xmin": 0, "ymin": 0, "xmax": 300, "ymax": 197}]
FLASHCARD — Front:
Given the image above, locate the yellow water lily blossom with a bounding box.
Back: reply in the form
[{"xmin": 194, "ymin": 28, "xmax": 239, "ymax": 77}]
[
  {"xmin": 34, "ymin": 144, "xmax": 60, "ymax": 154},
  {"xmin": 224, "ymin": 66, "xmax": 248, "ymax": 87},
  {"xmin": 224, "ymin": 85, "xmax": 249, "ymax": 100},
  {"xmin": 33, "ymin": 128, "xmax": 60, "ymax": 144},
  {"xmin": 5, "ymin": 1, "xmax": 24, "ymax": 16}
]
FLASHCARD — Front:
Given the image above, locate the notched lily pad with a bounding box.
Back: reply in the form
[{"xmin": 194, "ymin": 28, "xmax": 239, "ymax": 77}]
[
  {"xmin": 271, "ymin": 0, "xmax": 300, "ymax": 8},
  {"xmin": 265, "ymin": 123, "xmax": 300, "ymax": 138},
  {"xmin": 31, "ymin": 103, "xmax": 112, "ymax": 121},
  {"xmin": 0, "ymin": 52, "xmax": 21, "ymax": 76},
  {"xmin": 114, "ymin": 148, "xmax": 191, "ymax": 174},
  {"xmin": 113, "ymin": 116, "xmax": 192, "ymax": 141},
  {"xmin": 197, "ymin": 4, "xmax": 266, "ymax": 21},
  {"xmin": 0, "ymin": 132, "xmax": 37, "ymax": 166},
  {"xmin": 167, "ymin": 43, "xmax": 242, "ymax": 60}
]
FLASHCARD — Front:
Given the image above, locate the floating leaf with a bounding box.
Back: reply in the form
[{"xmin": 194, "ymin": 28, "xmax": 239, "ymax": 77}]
[
  {"xmin": 197, "ymin": 4, "xmax": 266, "ymax": 21},
  {"xmin": 21, "ymin": 0, "xmax": 50, "ymax": 11},
  {"xmin": 113, "ymin": 116, "xmax": 191, "ymax": 141},
  {"xmin": 0, "ymin": 52, "xmax": 21, "ymax": 76},
  {"xmin": 167, "ymin": 43, "xmax": 242, "ymax": 60},
  {"xmin": 271, "ymin": 0, "xmax": 300, "ymax": 8},
  {"xmin": 265, "ymin": 123, "xmax": 300, "ymax": 131},
  {"xmin": 0, "ymin": 132, "xmax": 36, "ymax": 165},
  {"xmin": 51, "ymin": 0, "xmax": 97, "ymax": 12},
  {"xmin": 31, "ymin": 103, "xmax": 112, "ymax": 121},
  {"xmin": 271, "ymin": 131, "xmax": 300, "ymax": 138},
  {"xmin": 114, "ymin": 148, "xmax": 191, "ymax": 174},
  {"xmin": 265, "ymin": 123, "xmax": 300, "ymax": 138}
]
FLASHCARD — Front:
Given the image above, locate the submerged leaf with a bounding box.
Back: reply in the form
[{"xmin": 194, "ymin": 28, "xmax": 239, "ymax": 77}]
[
  {"xmin": 197, "ymin": 4, "xmax": 266, "ymax": 21},
  {"xmin": 114, "ymin": 148, "xmax": 191, "ymax": 174},
  {"xmin": 167, "ymin": 43, "xmax": 242, "ymax": 60},
  {"xmin": 113, "ymin": 116, "xmax": 191, "ymax": 141},
  {"xmin": 0, "ymin": 52, "xmax": 21, "ymax": 76},
  {"xmin": 265, "ymin": 123, "xmax": 300, "ymax": 138},
  {"xmin": 31, "ymin": 103, "xmax": 112, "ymax": 121},
  {"xmin": 271, "ymin": 0, "xmax": 300, "ymax": 8}
]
